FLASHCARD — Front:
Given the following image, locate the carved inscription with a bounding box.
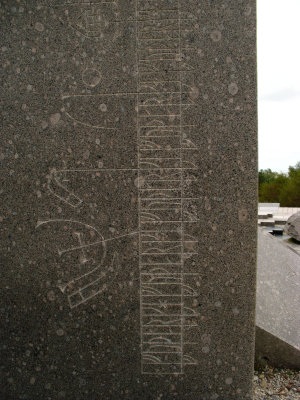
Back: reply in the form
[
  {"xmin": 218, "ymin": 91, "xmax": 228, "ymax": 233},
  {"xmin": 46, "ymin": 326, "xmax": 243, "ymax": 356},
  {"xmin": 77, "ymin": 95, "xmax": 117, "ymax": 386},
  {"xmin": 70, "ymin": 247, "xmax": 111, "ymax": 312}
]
[
  {"xmin": 136, "ymin": 0, "xmax": 200, "ymax": 375},
  {"xmin": 40, "ymin": 0, "xmax": 138, "ymax": 310},
  {"xmin": 39, "ymin": 0, "xmax": 201, "ymax": 376}
]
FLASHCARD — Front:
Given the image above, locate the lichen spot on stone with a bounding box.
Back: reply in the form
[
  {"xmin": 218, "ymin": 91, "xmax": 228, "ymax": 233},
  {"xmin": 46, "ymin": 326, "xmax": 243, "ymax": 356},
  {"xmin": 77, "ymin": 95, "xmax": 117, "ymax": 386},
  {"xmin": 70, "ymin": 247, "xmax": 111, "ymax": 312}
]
[
  {"xmin": 35, "ymin": 22, "xmax": 44, "ymax": 32},
  {"xmin": 210, "ymin": 30, "xmax": 222, "ymax": 42},
  {"xmin": 228, "ymin": 83, "xmax": 239, "ymax": 95}
]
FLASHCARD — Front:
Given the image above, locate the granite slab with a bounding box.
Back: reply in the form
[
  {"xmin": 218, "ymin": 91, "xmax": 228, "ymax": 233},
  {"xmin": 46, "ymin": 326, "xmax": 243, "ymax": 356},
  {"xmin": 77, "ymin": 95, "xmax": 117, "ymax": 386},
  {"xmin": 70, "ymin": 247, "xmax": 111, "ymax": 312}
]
[
  {"xmin": 1, "ymin": 1, "xmax": 257, "ymax": 399},
  {"xmin": 256, "ymin": 228, "xmax": 300, "ymax": 369}
]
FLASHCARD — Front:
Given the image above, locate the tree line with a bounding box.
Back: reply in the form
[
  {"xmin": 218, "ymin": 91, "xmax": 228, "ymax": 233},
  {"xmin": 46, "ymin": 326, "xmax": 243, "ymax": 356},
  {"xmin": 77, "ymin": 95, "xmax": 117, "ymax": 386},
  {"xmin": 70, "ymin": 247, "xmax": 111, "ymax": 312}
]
[{"xmin": 259, "ymin": 162, "xmax": 300, "ymax": 206}]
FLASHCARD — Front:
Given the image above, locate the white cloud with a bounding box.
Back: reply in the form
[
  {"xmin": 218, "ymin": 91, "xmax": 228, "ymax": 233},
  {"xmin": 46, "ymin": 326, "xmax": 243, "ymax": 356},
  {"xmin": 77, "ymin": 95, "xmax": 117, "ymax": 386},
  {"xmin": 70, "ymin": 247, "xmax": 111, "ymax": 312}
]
[{"xmin": 257, "ymin": 0, "xmax": 300, "ymax": 171}]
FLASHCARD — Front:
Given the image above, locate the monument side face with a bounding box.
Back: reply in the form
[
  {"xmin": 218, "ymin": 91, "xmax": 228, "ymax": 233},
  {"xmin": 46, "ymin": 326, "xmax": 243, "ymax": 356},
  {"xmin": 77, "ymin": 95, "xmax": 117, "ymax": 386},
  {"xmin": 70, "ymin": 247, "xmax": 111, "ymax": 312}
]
[{"xmin": 1, "ymin": 0, "xmax": 257, "ymax": 399}]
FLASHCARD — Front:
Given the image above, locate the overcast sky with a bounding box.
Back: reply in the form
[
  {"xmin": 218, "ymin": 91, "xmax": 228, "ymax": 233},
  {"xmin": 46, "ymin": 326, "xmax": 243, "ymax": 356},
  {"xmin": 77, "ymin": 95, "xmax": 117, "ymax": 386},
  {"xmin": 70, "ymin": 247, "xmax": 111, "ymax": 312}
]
[{"xmin": 257, "ymin": 0, "xmax": 300, "ymax": 172}]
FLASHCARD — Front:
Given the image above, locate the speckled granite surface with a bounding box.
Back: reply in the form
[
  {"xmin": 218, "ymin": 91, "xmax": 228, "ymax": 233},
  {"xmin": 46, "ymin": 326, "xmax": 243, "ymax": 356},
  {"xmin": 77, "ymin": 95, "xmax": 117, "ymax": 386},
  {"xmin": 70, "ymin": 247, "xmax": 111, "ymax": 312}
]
[{"xmin": 1, "ymin": 1, "xmax": 257, "ymax": 399}]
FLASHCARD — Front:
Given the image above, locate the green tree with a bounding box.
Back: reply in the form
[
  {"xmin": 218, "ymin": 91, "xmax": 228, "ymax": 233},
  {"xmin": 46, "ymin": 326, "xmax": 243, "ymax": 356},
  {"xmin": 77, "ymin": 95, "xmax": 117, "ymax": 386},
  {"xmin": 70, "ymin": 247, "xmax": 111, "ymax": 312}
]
[
  {"xmin": 258, "ymin": 168, "xmax": 278, "ymax": 186},
  {"xmin": 258, "ymin": 162, "xmax": 300, "ymax": 206},
  {"xmin": 259, "ymin": 173, "xmax": 288, "ymax": 203},
  {"xmin": 279, "ymin": 162, "xmax": 300, "ymax": 206}
]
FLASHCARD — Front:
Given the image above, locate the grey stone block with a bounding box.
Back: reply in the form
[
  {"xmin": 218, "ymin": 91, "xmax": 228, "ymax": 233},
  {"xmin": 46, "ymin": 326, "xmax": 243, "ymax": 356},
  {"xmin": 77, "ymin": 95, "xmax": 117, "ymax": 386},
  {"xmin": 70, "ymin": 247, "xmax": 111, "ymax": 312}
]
[
  {"xmin": 274, "ymin": 220, "xmax": 287, "ymax": 226},
  {"xmin": 256, "ymin": 229, "xmax": 300, "ymax": 369},
  {"xmin": 285, "ymin": 212, "xmax": 300, "ymax": 242},
  {"xmin": 260, "ymin": 220, "xmax": 275, "ymax": 227},
  {"xmin": 1, "ymin": 1, "xmax": 257, "ymax": 399},
  {"xmin": 259, "ymin": 204, "xmax": 280, "ymax": 208}
]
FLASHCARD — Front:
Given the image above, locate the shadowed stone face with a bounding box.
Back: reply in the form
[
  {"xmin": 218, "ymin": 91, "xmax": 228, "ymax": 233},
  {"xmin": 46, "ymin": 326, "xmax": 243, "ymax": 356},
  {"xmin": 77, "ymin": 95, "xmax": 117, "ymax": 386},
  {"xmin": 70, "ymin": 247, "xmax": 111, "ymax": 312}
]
[
  {"xmin": 256, "ymin": 228, "xmax": 300, "ymax": 369},
  {"xmin": 1, "ymin": 0, "xmax": 257, "ymax": 399}
]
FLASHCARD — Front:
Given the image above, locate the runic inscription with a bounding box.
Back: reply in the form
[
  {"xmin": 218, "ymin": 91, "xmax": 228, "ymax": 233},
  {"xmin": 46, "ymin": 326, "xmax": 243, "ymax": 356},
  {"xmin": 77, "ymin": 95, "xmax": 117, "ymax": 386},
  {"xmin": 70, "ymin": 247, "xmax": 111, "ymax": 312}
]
[
  {"xmin": 38, "ymin": 0, "xmax": 202, "ymax": 376},
  {"xmin": 135, "ymin": 0, "xmax": 200, "ymax": 375}
]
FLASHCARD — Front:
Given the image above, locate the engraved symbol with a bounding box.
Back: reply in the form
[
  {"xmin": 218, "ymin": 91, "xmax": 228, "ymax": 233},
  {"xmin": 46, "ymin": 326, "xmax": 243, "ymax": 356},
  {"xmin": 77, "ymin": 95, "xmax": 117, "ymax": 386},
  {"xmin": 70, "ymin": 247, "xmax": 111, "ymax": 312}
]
[
  {"xmin": 61, "ymin": 93, "xmax": 134, "ymax": 129},
  {"xmin": 36, "ymin": 220, "xmax": 107, "ymax": 305},
  {"xmin": 36, "ymin": 219, "xmax": 138, "ymax": 308},
  {"xmin": 48, "ymin": 1, "xmax": 119, "ymax": 39},
  {"xmin": 82, "ymin": 68, "xmax": 102, "ymax": 87},
  {"xmin": 47, "ymin": 169, "xmax": 83, "ymax": 208}
]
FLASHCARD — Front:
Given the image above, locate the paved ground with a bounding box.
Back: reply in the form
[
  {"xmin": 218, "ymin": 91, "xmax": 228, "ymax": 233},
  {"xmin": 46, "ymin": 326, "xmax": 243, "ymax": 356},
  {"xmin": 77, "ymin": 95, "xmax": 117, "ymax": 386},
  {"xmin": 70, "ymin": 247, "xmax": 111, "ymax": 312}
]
[{"xmin": 254, "ymin": 366, "xmax": 300, "ymax": 399}]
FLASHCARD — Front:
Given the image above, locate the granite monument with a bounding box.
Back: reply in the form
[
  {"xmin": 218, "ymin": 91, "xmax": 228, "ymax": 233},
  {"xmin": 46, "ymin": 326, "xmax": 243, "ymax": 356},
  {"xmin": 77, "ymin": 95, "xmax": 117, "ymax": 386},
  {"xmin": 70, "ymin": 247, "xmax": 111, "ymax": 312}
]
[{"xmin": 1, "ymin": 0, "xmax": 257, "ymax": 399}]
